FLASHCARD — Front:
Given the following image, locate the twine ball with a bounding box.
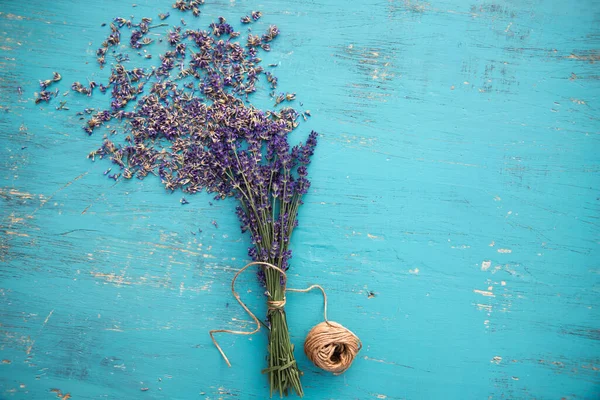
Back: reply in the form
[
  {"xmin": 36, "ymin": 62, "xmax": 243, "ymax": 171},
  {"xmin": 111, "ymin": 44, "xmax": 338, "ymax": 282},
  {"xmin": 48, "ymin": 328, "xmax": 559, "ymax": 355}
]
[{"xmin": 304, "ymin": 321, "xmax": 361, "ymax": 375}]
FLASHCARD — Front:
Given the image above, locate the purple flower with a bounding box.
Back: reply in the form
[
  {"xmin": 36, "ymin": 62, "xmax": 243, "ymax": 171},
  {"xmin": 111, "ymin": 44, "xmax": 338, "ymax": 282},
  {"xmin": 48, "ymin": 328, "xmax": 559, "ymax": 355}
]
[
  {"xmin": 167, "ymin": 27, "xmax": 181, "ymax": 45},
  {"xmin": 295, "ymin": 177, "xmax": 310, "ymax": 195},
  {"xmin": 251, "ymin": 11, "xmax": 262, "ymax": 21},
  {"xmin": 210, "ymin": 17, "xmax": 234, "ymax": 37},
  {"xmin": 262, "ymin": 25, "xmax": 280, "ymax": 43},
  {"xmin": 35, "ymin": 90, "xmax": 52, "ymax": 104}
]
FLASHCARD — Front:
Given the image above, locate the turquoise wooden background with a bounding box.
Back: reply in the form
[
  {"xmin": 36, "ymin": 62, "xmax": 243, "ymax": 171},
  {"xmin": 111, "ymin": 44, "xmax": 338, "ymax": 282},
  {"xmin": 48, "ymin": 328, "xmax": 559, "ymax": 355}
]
[{"xmin": 1, "ymin": 0, "xmax": 599, "ymax": 398}]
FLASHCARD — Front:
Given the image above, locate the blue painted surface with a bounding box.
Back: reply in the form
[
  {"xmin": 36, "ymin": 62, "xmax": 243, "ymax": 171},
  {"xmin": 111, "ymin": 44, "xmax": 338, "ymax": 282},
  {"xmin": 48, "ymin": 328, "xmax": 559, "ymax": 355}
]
[{"xmin": 0, "ymin": 0, "xmax": 599, "ymax": 399}]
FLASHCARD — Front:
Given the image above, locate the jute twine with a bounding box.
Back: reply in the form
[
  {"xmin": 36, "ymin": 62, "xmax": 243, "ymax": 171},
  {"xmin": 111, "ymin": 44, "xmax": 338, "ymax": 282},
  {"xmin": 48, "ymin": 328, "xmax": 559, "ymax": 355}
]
[{"xmin": 210, "ymin": 261, "xmax": 362, "ymax": 375}]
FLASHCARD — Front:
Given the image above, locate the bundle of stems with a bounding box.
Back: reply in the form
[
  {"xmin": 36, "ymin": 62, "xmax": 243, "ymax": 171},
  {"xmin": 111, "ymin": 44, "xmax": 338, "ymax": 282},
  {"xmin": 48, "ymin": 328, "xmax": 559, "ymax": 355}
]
[
  {"xmin": 264, "ymin": 269, "xmax": 303, "ymax": 396},
  {"xmin": 230, "ymin": 130, "xmax": 318, "ymax": 397}
]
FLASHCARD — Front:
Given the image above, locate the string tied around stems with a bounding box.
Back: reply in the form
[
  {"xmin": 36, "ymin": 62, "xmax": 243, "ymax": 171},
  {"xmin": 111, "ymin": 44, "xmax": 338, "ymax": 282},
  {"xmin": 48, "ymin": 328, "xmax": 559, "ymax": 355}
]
[
  {"xmin": 266, "ymin": 297, "xmax": 287, "ymax": 311},
  {"xmin": 209, "ymin": 261, "xmax": 362, "ymax": 375}
]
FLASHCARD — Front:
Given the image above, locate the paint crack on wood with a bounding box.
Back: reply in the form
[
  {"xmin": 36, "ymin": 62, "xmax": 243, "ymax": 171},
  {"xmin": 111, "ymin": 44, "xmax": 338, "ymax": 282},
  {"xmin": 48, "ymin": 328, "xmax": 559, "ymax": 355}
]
[{"xmin": 25, "ymin": 172, "xmax": 89, "ymax": 219}]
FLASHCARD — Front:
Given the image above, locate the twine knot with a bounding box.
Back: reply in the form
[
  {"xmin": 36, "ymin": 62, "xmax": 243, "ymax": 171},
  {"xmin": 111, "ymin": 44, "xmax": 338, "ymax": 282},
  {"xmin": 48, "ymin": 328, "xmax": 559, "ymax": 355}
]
[{"xmin": 267, "ymin": 297, "xmax": 286, "ymax": 311}]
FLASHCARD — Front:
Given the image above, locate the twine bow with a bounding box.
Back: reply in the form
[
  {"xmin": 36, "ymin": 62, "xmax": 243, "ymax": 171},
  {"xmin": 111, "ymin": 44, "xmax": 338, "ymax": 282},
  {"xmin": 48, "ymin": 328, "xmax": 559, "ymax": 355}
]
[{"xmin": 209, "ymin": 261, "xmax": 362, "ymax": 375}]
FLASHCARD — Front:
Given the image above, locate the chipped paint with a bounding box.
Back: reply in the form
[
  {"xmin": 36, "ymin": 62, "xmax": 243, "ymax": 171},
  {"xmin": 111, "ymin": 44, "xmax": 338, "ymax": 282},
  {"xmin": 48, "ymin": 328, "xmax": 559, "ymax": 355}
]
[
  {"xmin": 43, "ymin": 310, "xmax": 54, "ymax": 325},
  {"xmin": 0, "ymin": 188, "xmax": 38, "ymax": 200},
  {"xmin": 567, "ymin": 51, "xmax": 600, "ymax": 63},
  {"xmin": 90, "ymin": 271, "xmax": 132, "ymax": 285},
  {"xmin": 4, "ymin": 231, "xmax": 29, "ymax": 237},
  {"xmin": 475, "ymin": 303, "xmax": 493, "ymax": 312},
  {"xmin": 0, "ymin": 13, "xmax": 27, "ymax": 20},
  {"xmin": 570, "ymin": 98, "xmax": 587, "ymax": 105},
  {"xmin": 481, "ymin": 260, "xmax": 492, "ymax": 271},
  {"xmin": 474, "ymin": 289, "xmax": 495, "ymax": 297}
]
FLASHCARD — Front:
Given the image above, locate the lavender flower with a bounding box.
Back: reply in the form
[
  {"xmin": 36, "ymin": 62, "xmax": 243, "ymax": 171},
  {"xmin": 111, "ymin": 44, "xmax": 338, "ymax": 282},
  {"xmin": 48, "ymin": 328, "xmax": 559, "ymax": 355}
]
[
  {"xmin": 35, "ymin": 91, "xmax": 52, "ymax": 104},
  {"xmin": 210, "ymin": 17, "xmax": 234, "ymax": 37},
  {"xmin": 167, "ymin": 27, "xmax": 181, "ymax": 45},
  {"xmin": 251, "ymin": 10, "xmax": 262, "ymax": 21},
  {"xmin": 80, "ymin": 13, "xmax": 316, "ymax": 397}
]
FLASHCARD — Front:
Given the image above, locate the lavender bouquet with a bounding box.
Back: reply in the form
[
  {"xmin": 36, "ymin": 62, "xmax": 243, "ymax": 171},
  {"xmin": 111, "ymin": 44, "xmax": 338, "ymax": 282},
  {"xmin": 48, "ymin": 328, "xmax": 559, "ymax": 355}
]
[{"xmin": 80, "ymin": 9, "xmax": 316, "ymax": 397}]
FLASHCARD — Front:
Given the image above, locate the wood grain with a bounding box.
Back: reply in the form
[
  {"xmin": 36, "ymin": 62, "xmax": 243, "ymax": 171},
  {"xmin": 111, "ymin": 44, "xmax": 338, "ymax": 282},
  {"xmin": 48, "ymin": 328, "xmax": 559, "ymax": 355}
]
[{"xmin": 0, "ymin": 0, "xmax": 599, "ymax": 398}]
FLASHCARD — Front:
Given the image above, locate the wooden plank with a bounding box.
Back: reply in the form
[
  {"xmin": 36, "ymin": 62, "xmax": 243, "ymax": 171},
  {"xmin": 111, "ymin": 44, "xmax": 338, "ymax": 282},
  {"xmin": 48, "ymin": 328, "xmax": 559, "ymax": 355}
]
[{"xmin": 1, "ymin": 0, "xmax": 598, "ymax": 398}]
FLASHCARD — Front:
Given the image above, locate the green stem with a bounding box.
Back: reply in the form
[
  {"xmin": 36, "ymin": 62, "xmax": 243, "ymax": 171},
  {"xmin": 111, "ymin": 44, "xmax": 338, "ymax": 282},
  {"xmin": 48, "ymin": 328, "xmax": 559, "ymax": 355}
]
[
  {"xmin": 256, "ymin": 236, "xmax": 303, "ymax": 397},
  {"xmin": 149, "ymin": 23, "xmax": 169, "ymax": 29}
]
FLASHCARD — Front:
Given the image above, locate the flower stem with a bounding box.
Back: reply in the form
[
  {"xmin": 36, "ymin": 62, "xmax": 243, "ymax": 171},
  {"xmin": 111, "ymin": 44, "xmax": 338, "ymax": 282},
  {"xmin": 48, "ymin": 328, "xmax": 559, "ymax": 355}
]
[{"xmin": 263, "ymin": 264, "xmax": 303, "ymax": 397}]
